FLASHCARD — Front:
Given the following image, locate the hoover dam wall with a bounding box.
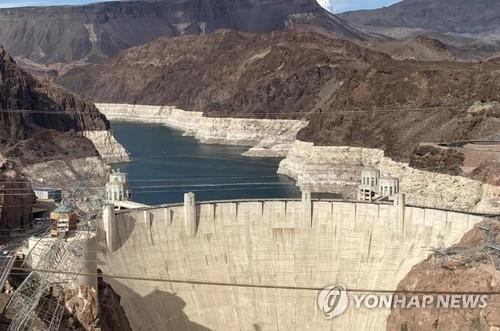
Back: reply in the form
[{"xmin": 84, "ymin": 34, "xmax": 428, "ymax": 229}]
[
  {"xmin": 96, "ymin": 103, "xmax": 308, "ymax": 156},
  {"xmin": 98, "ymin": 198, "xmax": 486, "ymax": 331},
  {"xmin": 279, "ymin": 141, "xmax": 500, "ymax": 214}
]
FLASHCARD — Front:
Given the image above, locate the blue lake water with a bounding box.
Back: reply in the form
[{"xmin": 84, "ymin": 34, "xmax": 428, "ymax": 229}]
[{"xmin": 110, "ymin": 122, "xmax": 301, "ymax": 205}]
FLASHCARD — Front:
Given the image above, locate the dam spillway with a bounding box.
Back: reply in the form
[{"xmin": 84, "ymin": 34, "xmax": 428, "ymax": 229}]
[{"xmin": 98, "ymin": 197, "xmax": 486, "ymax": 330}]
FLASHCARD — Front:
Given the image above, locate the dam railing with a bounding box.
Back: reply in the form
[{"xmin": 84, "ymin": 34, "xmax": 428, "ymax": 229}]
[{"xmin": 114, "ymin": 197, "xmax": 500, "ymax": 218}]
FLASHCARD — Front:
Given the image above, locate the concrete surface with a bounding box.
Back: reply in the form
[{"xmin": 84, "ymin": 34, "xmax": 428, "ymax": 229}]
[{"xmin": 98, "ymin": 198, "xmax": 485, "ymax": 330}]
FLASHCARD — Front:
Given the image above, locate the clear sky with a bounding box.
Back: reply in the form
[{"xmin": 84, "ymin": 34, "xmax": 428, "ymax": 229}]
[
  {"xmin": 318, "ymin": 0, "xmax": 400, "ymax": 13},
  {"xmin": 0, "ymin": 0, "xmax": 400, "ymax": 13}
]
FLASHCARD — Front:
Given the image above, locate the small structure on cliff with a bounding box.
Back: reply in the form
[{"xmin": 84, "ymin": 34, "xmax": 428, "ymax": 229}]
[
  {"xmin": 358, "ymin": 167, "xmax": 400, "ymax": 202},
  {"xmin": 33, "ymin": 187, "xmax": 62, "ymax": 202},
  {"xmin": 106, "ymin": 169, "xmax": 131, "ymax": 202},
  {"xmin": 49, "ymin": 204, "xmax": 77, "ymax": 238}
]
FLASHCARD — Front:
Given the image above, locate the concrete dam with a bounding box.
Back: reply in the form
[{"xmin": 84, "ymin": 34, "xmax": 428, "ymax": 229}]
[{"xmin": 98, "ymin": 195, "xmax": 487, "ymax": 330}]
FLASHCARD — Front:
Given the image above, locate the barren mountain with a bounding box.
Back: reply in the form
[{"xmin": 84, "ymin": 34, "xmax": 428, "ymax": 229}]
[
  {"xmin": 0, "ymin": 47, "xmax": 108, "ymax": 162},
  {"xmin": 340, "ymin": 0, "xmax": 500, "ymax": 60},
  {"xmin": 58, "ymin": 29, "xmax": 500, "ymax": 162},
  {"xmin": 340, "ymin": 0, "xmax": 500, "ymax": 38},
  {"xmin": 364, "ymin": 36, "xmax": 457, "ymax": 62},
  {"xmin": 0, "ymin": 47, "xmax": 108, "ymax": 229},
  {"xmin": 0, "ymin": 0, "xmax": 362, "ymax": 65}
]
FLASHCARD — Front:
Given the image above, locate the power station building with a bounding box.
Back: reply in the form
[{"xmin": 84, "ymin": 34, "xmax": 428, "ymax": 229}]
[{"xmin": 358, "ymin": 167, "xmax": 400, "ymax": 201}]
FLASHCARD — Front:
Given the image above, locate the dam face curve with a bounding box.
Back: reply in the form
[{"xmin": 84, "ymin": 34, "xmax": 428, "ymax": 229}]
[{"xmin": 98, "ymin": 199, "xmax": 485, "ymax": 330}]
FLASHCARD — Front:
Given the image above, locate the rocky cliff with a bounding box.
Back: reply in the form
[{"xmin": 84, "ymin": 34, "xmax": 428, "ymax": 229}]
[
  {"xmin": 278, "ymin": 141, "xmax": 500, "ymax": 213},
  {"xmin": 58, "ymin": 30, "xmax": 500, "ymax": 163},
  {"xmin": 0, "ymin": 46, "xmax": 108, "ymax": 146},
  {"xmin": 96, "ymin": 103, "xmax": 307, "ymax": 156},
  {"xmin": 339, "ymin": 0, "xmax": 500, "ymax": 60},
  {"xmin": 340, "ymin": 0, "xmax": 500, "ymax": 39},
  {"xmin": 0, "ymin": 46, "xmax": 128, "ymax": 228},
  {"xmin": 386, "ymin": 220, "xmax": 500, "ymax": 331},
  {"xmin": 0, "ymin": 0, "xmax": 362, "ymax": 66}
]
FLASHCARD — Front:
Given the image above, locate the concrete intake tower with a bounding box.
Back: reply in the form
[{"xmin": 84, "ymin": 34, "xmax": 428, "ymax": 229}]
[{"xmin": 99, "ymin": 193, "xmax": 487, "ymax": 330}]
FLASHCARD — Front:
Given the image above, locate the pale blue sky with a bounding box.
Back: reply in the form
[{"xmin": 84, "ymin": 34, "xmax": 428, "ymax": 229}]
[{"xmin": 0, "ymin": 0, "xmax": 400, "ymax": 13}]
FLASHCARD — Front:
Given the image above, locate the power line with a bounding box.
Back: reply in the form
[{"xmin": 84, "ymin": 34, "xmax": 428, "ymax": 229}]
[
  {"xmin": 0, "ymin": 104, "xmax": 490, "ymax": 117},
  {"xmin": 9, "ymin": 267, "xmax": 500, "ymax": 295}
]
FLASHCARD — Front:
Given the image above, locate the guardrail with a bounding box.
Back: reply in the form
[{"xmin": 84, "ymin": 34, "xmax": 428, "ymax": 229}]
[{"xmin": 114, "ymin": 198, "xmax": 500, "ymax": 218}]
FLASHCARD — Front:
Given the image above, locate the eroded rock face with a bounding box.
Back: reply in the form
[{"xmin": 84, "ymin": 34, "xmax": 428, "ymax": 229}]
[
  {"xmin": 409, "ymin": 144, "xmax": 465, "ymax": 176},
  {"xmin": 0, "ymin": 46, "xmax": 112, "ymax": 165},
  {"xmin": 278, "ymin": 141, "xmax": 500, "ymax": 213},
  {"xmin": 96, "ymin": 103, "xmax": 308, "ymax": 156},
  {"xmin": 64, "ymin": 285, "xmax": 100, "ymax": 331},
  {"xmin": 82, "ymin": 131, "xmax": 130, "ymax": 163},
  {"xmin": 0, "ymin": 47, "xmax": 108, "ymax": 136},
  {"xmin": 340, "ymin": 0, "xmax": 500, "ymax": 38},
  {"xmin": 386, "ymin": 221, "xmax": 500, "ymax": 331},
  {"xmin": 0, "ymin": 0, "xmax": 362, "ymax": 65},
  {"xmin": 58, "ymin": 30, "xmax": 500, "ymax": 162}
]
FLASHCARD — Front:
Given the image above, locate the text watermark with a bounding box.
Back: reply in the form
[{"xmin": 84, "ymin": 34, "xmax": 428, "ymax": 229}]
[{"xmin": 317, "ymin": 284, "xmax": 489, "ymax": 319}]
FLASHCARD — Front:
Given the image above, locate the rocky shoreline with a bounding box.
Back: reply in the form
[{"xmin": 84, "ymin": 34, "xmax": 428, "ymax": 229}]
[
  {"xmin": 82, "ymin": 130, "xmax": 131, "ymax": 164},
  {"xmin": 96, "ymin": 103, "xmax": 308, "ymax": 157},
  {"xmin": 96, "ymin": 103, "xmax": 500, "ymax": 214},
  {"xmin": 279, "ymin": 141, "xmax": 500, "ymax": 213}
]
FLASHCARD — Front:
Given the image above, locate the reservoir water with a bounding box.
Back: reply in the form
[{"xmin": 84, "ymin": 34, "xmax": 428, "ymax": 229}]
[{"xmin": 110, "ymin": 122, "xmax": 301, "ymax": 205}]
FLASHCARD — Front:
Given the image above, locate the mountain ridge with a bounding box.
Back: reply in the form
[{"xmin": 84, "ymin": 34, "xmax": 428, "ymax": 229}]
[
  {"xmin": 57, "ymin": 29, "xmax": 500, "ymax": 162},
  {"xmin": 0, "ymin": 0, "xmax": 364, "ymax": 65},
  {"xmin": 339, "ymin": 0, "xmax": 500, "ymax": 60}
]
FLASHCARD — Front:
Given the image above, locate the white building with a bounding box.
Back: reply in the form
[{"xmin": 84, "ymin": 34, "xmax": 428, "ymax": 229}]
[
  {"xmin": 33, "ymin": 187, "xmax": 62, "ymax": 202},
  {"xmin": 105, "ymin": 169, "xmax": 131, "ymax": 202},
  {"xmin": 358, "ymin": 168, "xmax": 400, "ymax": 201}
]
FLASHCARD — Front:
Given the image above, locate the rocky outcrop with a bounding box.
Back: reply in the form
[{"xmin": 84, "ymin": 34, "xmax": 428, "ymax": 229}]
[
  {"xmin": 340, "ymin": 0, "xmax": 500, "ymax": 39},
  {"xmin": 409, "ymin": 143, "xmax": 465, "ymax": 176},
  {"xmin": 0, "ymin": 46, "xmax": 115, "ymax": 164},
  {"xmin": 59, "ymin": 30, "xmax": 500, "ymax": 162},
  {"xmin": 82, "ymin": 131, "xmax": 130, "ymax": 163},
  {"xmin": 97, "ymin": 103, "xmax": 307, "ymax": 156},
  {"xmin": 64, "ymin": 284, "xmax": 100, "ymax": 330},
  {"xmin": 0, "ymin": 47, "xmax": 108, "ymax": 138},
  {"xmin": 278, "ymin": 141, "xmax": 500, "ymax": 213},
  {"xmin": 0, "ymin": 0, "xmax": 363, "ymax": 65},
  {"xmin": 339, "ymin": 0, "xmax": 500, "ymax": 60},
  {"xmin": 362, "ymin": 35, "xmax": 458, "ymax": 62},
  {"xmin": 386, "ymin": 220, "xmax": 500, "ymax": 331},
  {"xmin": 22, "ymin": 157, "xmax": 107, "ymax": 213}
]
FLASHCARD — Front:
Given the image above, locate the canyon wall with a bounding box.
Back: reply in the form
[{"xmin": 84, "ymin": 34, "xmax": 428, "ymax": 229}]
[
  {"xmin": 99, "ymin": 199, "xmax": 486, "ymax": 330},
  {"xmin": 82, "ymin": 131, "xmax": 131, "ymax": 163},
  {"xmin": 96, "ymin": 103, "xmax": 308, "ymax": 157},
  {"xmin": 22, "ymin": 157, "xmax": 108, "ymax": 212},
  {"xmin": 279, "ymin": 141, "xmax": 500, "ymax": 213}
]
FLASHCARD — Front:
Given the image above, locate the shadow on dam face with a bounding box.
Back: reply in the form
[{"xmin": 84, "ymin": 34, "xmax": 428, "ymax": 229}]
[
  {"xmin": 106, "ymin": 277, "xmax": 212, "ymax": 331},
  {"xmin": 99, "ymin": 200, "xmax": 487, "ymax": 330}
]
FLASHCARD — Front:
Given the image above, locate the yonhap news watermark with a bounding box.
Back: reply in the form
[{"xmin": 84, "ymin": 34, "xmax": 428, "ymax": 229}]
[{"xmin": 317, "ymin": 284, "xmax": 489, "ymax": 319}]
